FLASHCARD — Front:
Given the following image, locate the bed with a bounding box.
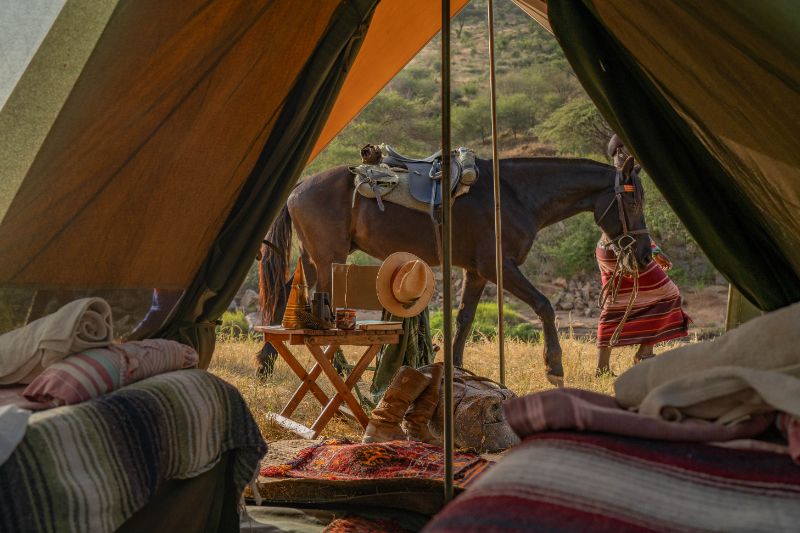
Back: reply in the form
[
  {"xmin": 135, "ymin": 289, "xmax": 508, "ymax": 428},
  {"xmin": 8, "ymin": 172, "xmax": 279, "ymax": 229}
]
[
  {"xmin": 423, "ymin": 431, "xmax": 800, "ymax": 532},
  {"xmin": 0, "ymin": 369, "xmax": 266, "ymax": 533}
]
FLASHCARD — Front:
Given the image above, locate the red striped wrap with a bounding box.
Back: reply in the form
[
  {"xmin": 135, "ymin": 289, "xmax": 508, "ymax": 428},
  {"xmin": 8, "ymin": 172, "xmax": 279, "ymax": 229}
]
[{"xmin": 596, "ymin": 245, "xmax": 690, "ymax": 347}]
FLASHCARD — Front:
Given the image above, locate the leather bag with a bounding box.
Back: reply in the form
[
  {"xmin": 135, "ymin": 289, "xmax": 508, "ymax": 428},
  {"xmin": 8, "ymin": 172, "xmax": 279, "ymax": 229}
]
[{"xmin": 419, "ymin": 365, "xmax": 520, "ymax": 452}]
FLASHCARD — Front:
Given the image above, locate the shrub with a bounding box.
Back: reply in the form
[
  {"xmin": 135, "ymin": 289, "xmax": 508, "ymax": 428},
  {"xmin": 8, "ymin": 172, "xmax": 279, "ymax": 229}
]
[
  {"xmin": 429, "ymin": 302, "xmax": 541, "ymax": 342},
  {"xmin": 217, "ymin": 310, "xmax": 251, "ymax": 339},
  {"xmin": 537, "ymin": 213, "xmax": 599, "ymax": 278},
  {"xmin": 348, "ymin": 251, "xmax": 380, "ymax": 266},
  {"xmin": 506, "ymin": 322, "xmax": 541, "ymax": 343}
]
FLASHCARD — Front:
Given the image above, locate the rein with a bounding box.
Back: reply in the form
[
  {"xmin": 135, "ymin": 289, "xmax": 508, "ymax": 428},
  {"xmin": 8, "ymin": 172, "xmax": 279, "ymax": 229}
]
[{"xmin": 596, "ymin": 169, "xmax": 649, "ymax": 346}]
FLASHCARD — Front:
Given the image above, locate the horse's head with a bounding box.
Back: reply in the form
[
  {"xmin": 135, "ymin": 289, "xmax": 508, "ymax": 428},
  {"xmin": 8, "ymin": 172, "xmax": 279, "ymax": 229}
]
[{"xmin": 594, "ymin": 157, "xmax": 652, "ymax": 268}]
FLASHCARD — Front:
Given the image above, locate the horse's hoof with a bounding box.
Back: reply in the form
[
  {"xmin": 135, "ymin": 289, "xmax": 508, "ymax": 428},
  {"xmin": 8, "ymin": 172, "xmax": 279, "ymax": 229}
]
[
  {"xmin": 544, "ymin": 354, "xmax": 563, "ymax": 385},
  {"xmin": 256, "ymin": 364, "xmax": 274, "ymax": 379}
]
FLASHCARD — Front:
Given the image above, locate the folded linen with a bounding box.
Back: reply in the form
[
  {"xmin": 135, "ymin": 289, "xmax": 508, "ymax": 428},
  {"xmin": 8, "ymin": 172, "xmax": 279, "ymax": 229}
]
[
  {"xmin": 637, "ymin": 365, "xmax": 800, "ymax": 424},
  {"xmin": 0, "ymin": 298, "xmax": 114, "ymax": 384},
  {"xmin": 504, "ymin": 388, "xmax": 774, "ymax": 442}
]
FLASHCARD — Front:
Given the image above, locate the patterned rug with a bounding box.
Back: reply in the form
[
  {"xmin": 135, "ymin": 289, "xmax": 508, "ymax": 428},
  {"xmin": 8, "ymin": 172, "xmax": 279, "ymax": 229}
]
[
  {"xmin": 324, "ymin": 515, "xmax": 414, "ymax": 533},
  {"xmin": 261, "ymin": 438, "xmax": 491, "ymax": 488}
]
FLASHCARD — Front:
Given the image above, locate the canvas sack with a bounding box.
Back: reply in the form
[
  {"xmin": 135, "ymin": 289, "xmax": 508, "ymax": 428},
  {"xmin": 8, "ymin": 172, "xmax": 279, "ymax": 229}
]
[{"xmin": 420, "ymin": 365, "xmax": 519, "ymax": 452}]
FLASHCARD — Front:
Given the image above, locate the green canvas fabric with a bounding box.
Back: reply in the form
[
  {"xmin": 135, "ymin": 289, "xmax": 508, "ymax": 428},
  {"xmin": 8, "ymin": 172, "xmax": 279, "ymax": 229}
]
[
  {"xmin": 157, "ymin": 0, "xmax": 379, "ymax": 366},
  {"xmin": 370, "ymin": 308, "xmax": 434, "ymax": 404},
  {"xmin": 547, "ymin": 0, "xmax": 800, "ymax": 311}
]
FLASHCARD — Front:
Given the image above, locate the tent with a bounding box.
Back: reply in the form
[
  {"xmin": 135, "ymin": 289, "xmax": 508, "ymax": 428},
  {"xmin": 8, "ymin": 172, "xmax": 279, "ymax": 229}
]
[
  {"xmin": 1, "ymin": 0, "xmax": 798, "ymax": 527},
  {"xmin": 2, "ymin": 0, "xmax": 797, "ymax": 362}
]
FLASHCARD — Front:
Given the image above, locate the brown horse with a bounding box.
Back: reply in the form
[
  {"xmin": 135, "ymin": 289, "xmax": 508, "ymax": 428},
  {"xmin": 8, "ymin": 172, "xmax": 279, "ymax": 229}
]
[{"xmin": 258, "ymin": 156, "xmax": 651, "ymax": 383}]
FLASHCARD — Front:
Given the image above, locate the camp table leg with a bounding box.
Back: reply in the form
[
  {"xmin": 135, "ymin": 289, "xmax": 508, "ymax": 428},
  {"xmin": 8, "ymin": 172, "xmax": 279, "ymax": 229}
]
[
  {"xmin": 280, "ymin": 344, "xmax": 339, "ymax": 417},
  {"xmin": 268, "ymin": 337, "xmax": 330, "ymax": 408},
  {"xmin": 309, "ymin": 344, "xmax": 381, "ymax": 436},
  {"xmin": 306, "ymin": 343, "xmax": 372, "ymax": 434}
]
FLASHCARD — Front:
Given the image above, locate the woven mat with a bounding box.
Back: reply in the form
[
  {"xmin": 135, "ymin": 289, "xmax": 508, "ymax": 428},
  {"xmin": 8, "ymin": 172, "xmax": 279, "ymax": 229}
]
[
  {"xmin": 263, "ymin": 439, "xmax": 324, "ymax": 469},
  {"xmin": 247, "ymin": 438, "xmax": 494, "ymax": 516}
]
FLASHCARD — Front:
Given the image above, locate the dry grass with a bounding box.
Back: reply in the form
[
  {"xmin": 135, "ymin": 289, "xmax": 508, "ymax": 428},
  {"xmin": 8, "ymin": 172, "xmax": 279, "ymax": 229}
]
[{"xmin": 209, "ymin": 334, "xmax": 685, "ymax": 443}]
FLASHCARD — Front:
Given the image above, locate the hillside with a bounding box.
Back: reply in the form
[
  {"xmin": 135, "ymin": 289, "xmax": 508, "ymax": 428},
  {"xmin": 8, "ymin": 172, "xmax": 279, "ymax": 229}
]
[{"xmin": 302, "ymin": 0, "xmax": 719, "ymax": 292}]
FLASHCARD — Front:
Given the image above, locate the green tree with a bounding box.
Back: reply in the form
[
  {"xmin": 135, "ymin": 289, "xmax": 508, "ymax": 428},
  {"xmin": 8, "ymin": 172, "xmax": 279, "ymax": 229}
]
[
  {"xmin": 453, "ymin": 98, "xmax": 491, "ymax": 145},
  {"xmin": 498, "ymin": 93, "xmax": 537, "ymax": 139},
  {"xmin": 535, "ymin": 96, "xmax": 614, "ymax": 155}
]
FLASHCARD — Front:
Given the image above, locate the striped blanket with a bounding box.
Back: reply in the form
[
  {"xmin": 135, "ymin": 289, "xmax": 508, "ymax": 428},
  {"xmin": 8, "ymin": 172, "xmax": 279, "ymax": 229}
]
[
  {"xmin": 0, "ymin": 369, "xmax": 266, "ymax": 533},
  {"xmin": 596, "ymin": 246, "xmax": 690, "ymax": 347},
  {"xmin": 424, "ymin": 432, "xmax": 800, "ymax": 532}
]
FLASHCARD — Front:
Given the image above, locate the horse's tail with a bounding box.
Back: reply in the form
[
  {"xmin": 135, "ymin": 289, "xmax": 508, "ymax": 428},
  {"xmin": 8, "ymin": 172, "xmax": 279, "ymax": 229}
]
[{"xmin": 259, "ymin": 205, "xmax": 293, "ymax": 325}]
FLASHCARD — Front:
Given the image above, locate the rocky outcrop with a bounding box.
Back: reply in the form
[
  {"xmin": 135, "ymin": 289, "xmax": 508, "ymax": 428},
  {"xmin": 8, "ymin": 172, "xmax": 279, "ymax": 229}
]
[{"xmin": 550, "ymin": 276, "xmax": 602, "ymax": 317}]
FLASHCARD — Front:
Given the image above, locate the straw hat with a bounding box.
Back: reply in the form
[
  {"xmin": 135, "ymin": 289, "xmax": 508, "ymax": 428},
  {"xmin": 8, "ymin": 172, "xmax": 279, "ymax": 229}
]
[{"xmin": 376, "ymin": 252, "xmax": 435, "ymax": 318}]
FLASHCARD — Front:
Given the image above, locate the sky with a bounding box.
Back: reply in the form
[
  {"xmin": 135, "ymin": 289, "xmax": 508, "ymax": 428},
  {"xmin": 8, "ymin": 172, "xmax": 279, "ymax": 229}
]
[{"xmin": 0, "ymin": 0, "xmax": 64, "ymax": 110}]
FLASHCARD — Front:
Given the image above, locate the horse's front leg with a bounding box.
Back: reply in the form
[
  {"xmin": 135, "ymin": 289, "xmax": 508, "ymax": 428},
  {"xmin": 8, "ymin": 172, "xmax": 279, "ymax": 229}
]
[
  {"xmin": 500, "ymin": 260, "xmax": 563, "ymax": 386},
  {"xmin": 453, "ymin": 269, "xmax": 487, "ymax": 367}
]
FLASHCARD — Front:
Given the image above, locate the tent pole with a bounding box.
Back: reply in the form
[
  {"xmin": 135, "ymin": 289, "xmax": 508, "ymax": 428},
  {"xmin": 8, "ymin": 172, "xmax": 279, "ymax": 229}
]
[
  {"xmin": 487, "ymin": 0, "xmax": 506, "ymax": 385},
  {"xmin": 441, "ymin": 0, "xmax": 455, "ymax": 504}
]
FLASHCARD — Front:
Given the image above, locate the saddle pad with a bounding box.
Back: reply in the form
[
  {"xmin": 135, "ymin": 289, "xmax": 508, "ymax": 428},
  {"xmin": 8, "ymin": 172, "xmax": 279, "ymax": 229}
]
[{"xmin": 355, "ymin": 172, "xmax": 470, "ymax": 214}]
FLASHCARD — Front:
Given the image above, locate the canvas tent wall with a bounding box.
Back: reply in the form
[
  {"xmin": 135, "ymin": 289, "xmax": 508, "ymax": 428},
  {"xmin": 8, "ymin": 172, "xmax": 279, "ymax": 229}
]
[
  {"xmin": 1, "ymin": 0, "xmax": 798, "ymax": 365},
  {"xmin": 0, "ymin": 0, "xmax": 468, "ymax": 364},
  {"xmin": 539, "ymin": 0, "xmax": 800, "ymax": 312}
]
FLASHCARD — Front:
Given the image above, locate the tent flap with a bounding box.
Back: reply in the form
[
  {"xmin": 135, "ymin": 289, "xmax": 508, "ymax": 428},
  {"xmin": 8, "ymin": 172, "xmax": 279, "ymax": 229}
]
[
  {"xmin": 547, "ymin": 0, "xmax": 800, "ymax": 310},
  {"xmin": 0, "ymin": 0, "xmax": 342, "ymax": 289},
  {"xmin": 158, "ymin": 0, "xmax": 380, "ymax": 366}
]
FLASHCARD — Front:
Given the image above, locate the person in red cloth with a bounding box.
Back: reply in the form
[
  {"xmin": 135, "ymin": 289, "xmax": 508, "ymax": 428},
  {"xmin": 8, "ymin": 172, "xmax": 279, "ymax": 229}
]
[{"xmin": 596, "ymin": 136, "xmax": 691, "ymax": 376}]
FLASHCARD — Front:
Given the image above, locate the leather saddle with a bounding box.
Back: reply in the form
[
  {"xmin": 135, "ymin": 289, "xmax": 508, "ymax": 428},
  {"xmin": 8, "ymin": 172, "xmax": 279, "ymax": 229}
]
[{"xmin": 382, "ymin": 145, "xmax": 461, "ymax": 207}]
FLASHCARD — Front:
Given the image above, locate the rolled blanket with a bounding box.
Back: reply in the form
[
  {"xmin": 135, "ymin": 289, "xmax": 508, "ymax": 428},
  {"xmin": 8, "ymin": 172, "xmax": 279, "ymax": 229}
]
[
  {"xmin": 23, "ymin": 339, "xmax": 199, "ymax": 407},
  {"xmin": 0, "ymin": 298, "xmax": 114, "ymax": 384},
  {"xmin": 504, "ymin": 388, "xmax": 774, "ymax": 442}
]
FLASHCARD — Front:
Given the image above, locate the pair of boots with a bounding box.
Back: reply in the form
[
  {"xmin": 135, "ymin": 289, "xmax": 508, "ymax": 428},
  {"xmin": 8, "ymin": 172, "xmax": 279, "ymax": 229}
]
[{"xmin": 362, "ymin": 364, "xmax": 443, "ymax": 445}]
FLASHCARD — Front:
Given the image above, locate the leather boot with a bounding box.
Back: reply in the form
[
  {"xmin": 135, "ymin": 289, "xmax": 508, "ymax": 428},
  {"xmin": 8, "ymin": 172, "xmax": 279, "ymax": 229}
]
[
  {"xmin": 403, "ymin": 363, "xmax": 443, "ymax": 444},
  {"xmin": 362, "ymin": 366, "xmax": 430, "ymax": 443}
]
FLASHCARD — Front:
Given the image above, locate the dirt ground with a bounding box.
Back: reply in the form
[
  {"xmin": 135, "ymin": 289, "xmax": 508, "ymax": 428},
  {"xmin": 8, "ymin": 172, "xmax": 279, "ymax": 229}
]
[{"xmin": 515, "ymin": 283, "xmax": 729, "ymax": 340}]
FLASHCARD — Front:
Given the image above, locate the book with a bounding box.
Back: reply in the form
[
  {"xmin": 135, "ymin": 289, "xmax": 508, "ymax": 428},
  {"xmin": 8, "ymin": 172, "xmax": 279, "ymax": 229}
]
[{"xmin": 356, "ymin": 320, "xmax": 403, "ymax": 331}]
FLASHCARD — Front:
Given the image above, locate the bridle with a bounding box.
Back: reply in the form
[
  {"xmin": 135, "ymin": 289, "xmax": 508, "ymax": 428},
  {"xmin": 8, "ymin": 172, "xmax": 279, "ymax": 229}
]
[
  {"xmin": 596, "ymin": 168, "xmax": 649, "ymax": 240},
  {"xmin": 596, "ymin": 167, "xmax": 649, "ymax": 346}
]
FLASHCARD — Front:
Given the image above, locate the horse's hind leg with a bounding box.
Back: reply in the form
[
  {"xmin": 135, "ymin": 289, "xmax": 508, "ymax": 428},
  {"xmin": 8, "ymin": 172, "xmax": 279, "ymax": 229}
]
[
  {"xmin": 256, "ymin": 248, "xmax": 317, "ymax": 377},
  {"xmin": 256, "ymin": 278, "xmax": 291, "ymax": 377},
  {"xmin": 453, "ymin": 269, "xmax": 487, "ymax": 367},
  {"xmin": 500, "ymin": 260, "xmax": 563, "ymax": 386}
]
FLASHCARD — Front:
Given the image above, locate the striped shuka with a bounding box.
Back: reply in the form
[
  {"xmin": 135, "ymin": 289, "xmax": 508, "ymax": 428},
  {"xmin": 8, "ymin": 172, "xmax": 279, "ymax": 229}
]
[
  {"xmin": 596, "ymin": 245, "xmax": 690, "ymax": 347},
  {"xmin": 0, "ymin": 369, "xmax": 266, "ymax": 533},
  {"xmin": 424, "ymin": 432, "xmax": 800, "ymax": 533}
]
